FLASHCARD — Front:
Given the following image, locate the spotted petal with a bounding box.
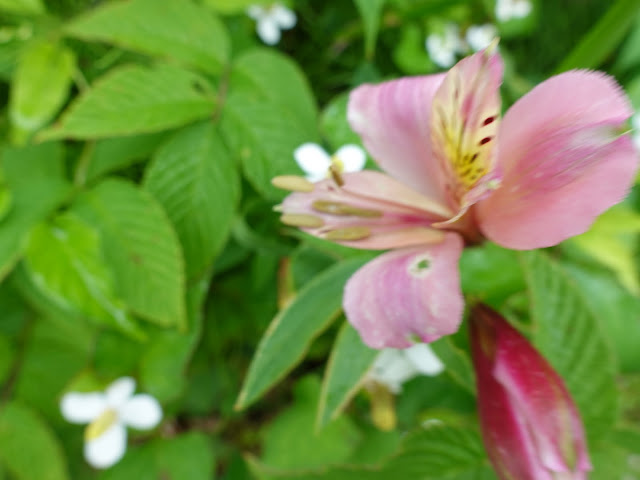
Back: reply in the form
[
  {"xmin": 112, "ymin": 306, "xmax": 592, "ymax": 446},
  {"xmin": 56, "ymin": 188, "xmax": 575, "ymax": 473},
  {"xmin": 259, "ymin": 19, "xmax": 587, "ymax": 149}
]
[
  {"xmin": 343, "ymin": 234, "xmax": 464, "ymax": 349},
  {"xmin": 477, "ymin": 70, "xmax": 637, "ymax": 249}
]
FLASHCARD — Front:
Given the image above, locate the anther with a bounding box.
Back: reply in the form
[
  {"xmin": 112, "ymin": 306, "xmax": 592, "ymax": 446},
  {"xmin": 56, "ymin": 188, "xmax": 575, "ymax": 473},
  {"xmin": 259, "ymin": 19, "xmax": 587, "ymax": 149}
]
[
  {"xmin": 329, "ymin": 164, "xmax": 344, "ymax": 187},
  {"xmin": 280, "ymin": 214, "xmax": 324, "ymax": 228},
  {"xmin": 271, "ymin": 175, "xmax": 314, "ymax": 192},
  {"xmin": 324, "ymin": 226, "xmax": 371, "ymax": 241},
  {"xmin": 312, "ymin": 200, "xmax": 382, "ymax": 218}
]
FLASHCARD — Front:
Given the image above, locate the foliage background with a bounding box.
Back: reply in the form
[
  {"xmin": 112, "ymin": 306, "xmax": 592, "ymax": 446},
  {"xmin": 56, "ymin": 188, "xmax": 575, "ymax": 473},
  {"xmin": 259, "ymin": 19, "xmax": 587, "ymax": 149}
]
[{"xmin": 1, "ymin": 0, "xmax": 640, "ymax": 478}]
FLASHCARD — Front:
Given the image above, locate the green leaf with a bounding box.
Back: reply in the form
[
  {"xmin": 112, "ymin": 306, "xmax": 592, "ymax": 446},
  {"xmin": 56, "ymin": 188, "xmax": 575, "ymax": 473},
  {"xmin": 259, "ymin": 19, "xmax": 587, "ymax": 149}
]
[
  {"xmin": 235, "ymin": 257, "xmax": 370, "ymax": 410},
  {"xmin": 0, "ymin": 142, "xmax": 70, "ymax": 281},
  {"xmin": 317, "ymin": 322, "xmax": 377, "ymax": 429},
  {"xmin": 201, "ymin": 0, "xmax": 257, "ymax": 14},
  {"xmin": 99, "ymin": 433, "xmax": 215, "ymax": 480},
  {"xmin": 0, "ymin": 0, "xmax": 44, "ymax": 15},
  {"xmin": 429, "ymin": 336, "xmax": 475, "ymax": 394},
  {"xmin": 353, "ymin": 0, "xmax": 386, "ymax": 60},
  {"xmin": 40, "ymin": 64, "xmax": 215, "ymax": 140},
  {"xmin": 144, "ymin": 122, "xmax": 240, "ymax": 279},
  {"xmin": 555, "ymin": 0, "xmax": 639, "ymax": 72},
  {"xmin": 9, "ymin": 41, "xmax": 75, "ymax": 144},
  {"xmin": 521, "ymin": 250, "xmax": 618, "ymax": 445},
  {"xmin": 66, "ymin": 0, "xmax": 229, "ymax": 75},
  {"xmin": 23, "ymin": 213, "xmax": 140, "ymax": 336},
  {"xmin": 72, "ymin": 179, "xmax": 186, "ymax": 329},
  {"xmin": 0, "ymin": 334, "xmax": 13, "ymax": 384},
  {"xmin": 320, "ymin": 93, "xmax": 364, "ymax": 151},
  {"xmin": 0, "ymin": 402, "xmax": 69, "ymax": 480},
  {"xmin": 221, "ymin": 93, "xmax": 313, "ymax": 199},
  {"xmin": 229, "ymin": 48, "xmax": 318, "ymax": 137}
]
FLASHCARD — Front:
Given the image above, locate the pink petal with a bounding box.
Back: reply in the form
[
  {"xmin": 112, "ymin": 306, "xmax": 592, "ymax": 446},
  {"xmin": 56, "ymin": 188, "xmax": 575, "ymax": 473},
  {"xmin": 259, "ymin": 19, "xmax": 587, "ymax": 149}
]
[
  {"xmin": 281, "ymin": 171, "xmax": 449, "ymax": 249},
  {"xmin": 343, "ymin": 234, "xmax": 464, "ymax": 349},
  {"xmin": 347, "ymin": 74, "xmax": 448, "ymax": 203},
  {"xmin": 477, "ymin": 70, "xmax": 638, "ymax": 249}
]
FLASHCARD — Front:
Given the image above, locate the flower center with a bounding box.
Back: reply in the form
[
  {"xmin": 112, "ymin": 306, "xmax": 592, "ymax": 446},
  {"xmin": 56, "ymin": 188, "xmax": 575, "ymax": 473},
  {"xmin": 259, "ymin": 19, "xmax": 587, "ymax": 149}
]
[{"xmin": 85, "ymin": 409, "xmax": 117, "ymax": 441}]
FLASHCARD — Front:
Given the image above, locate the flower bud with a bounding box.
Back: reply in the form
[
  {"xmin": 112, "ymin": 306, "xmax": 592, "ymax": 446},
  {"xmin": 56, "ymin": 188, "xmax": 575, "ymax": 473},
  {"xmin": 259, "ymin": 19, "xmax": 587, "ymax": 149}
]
[{"xmin": 470, "ymin": 304, "xmax": 591, "ymax": 480}]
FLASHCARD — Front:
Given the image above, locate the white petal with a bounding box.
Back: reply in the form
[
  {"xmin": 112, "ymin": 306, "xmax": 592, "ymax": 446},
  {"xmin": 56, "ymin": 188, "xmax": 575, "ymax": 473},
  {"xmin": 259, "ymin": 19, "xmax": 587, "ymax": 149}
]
[
  {"xmin": 84, "ymin": 423, "xmax": 127, "ymax": 469},
  {"xmin": 368, "ymin": 349, "xmax": 419, "ymax": 393},
  {"xmin": 334, "ymin": 144, "xmax": 366, "ymax": 173},
  {"xmin": 404, "ymin": 343, "xmax": 444, "ymax": 376},
  {"xmin": 60, "ymin": 393, "xmax": 107, "ymax": 424},
  {"xmin": 257, "ymin": 17, "xmax": 281, "ymax": 45},
  {"xmin": 495, "ymin": 0, "xmax": 512, "ymax": 21},
  {"xmin": 426, "ymin": 34, "xmax": 456, "ymax": 68},
  {"xmin": 465, "ymin": 24, "xmax": 497, "ymax": 52},
  {"xmin": 512, "ymin": 0, "xmax": 532, "ymax": 18},
  {"xmin": 271, "ymin": 4, "xmax": 296, "ymax": 29},
  {"xmin": 120, "ymin": 394, "xmax": 163, "ymax": 430},
  {"xmin": 294, "ymin": 143, "xmax": 331, "ymax": 177},
  {"xmin": 247, "ymin": 5, "xmax": 265, "ymax": 20},
  {"xmin": 105, "ymin": 377, "xmax": 135, "ymax": 409}
]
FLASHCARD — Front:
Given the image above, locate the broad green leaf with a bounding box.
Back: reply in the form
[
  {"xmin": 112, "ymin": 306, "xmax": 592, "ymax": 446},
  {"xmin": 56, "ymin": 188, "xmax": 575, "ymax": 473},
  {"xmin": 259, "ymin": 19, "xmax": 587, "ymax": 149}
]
[
  {"xmin": 85, "ymin": 132, "xmax": 167, "ymax": 182},
  {"xmin": 229, "ymin": 48, "xmax": 318, "ymax": 137},
  {"xmin": 392, "ymin": 24, "xmax": 432, "ymax": 74},
  {"xmin": 0, "ymin": 169, "xmax": 11, "ymax": 221},
  {"xmin": 555, "ymin": 0, "xmax": 639, "ymax": 72},
  {"xmin": 353, "ymin": 0, "xmax": 386, "ymax": 59},
  {"xmin": 66, "ymin": 0, "xmax": 229, "ymax": 75},
  {"xmin": 235, "ymin": 256, "xmax": 370, "ymax": 410},
  {"xmin": 0, "ymin": 402, "xmax": 69, "ymax": 480},
  {"xmin": 0, "ymin": 0, "xmax": 44, "ymax": 15},
  {"xmin": 202, "ymin": 0, "xmax": 260, "ymax": 13},
  {"xmin": 0, "ymin": 142, "xmax": 70, "ymax": 281},
  {"xmin": 613, "ymin": 10, "xmax": 640, "ymax": 74},
  {"xmin": 221, "ymin": 93, "xmax": 313, "ymax": 199},
  {"xmin": 40, "ymin": 64, "xmax": 215, "ymax": 140},
  {"xmin": 9, "ymin": 41, "xmax": 75, "ymax": 144},
  {"xmin": 317, "ymin": 322, "xmax": 377, "ymax": 429},
  {"xmin": 320, "ymin": 93, "xmax": 364, "ymax": 151},
  {"xmin": 521, "ymin": 251, "xmax": 618, "ymax": 445},
  {"xmin": 14, "ymin": 315, "xmax": 93, "ymax": 420},
  {"xmin": 99, "ymin": 433, "xmax": 215, "ymax": 480},
  {"xmin": 23, "ymin": 213, "xmax": 140, "ymax": 336},
  {"xmin": 0, "ymin": 335, "xmax": 12, "ymax": 384},
  {"xmin": 72, "ymin": 179, "xmax": 186, "ymax": 329},
  {"xmin": 429, "ymin": 336, "xmax": 475, "ymax": 393},
  {"xmin": 144, "ymin": 122, "xmax": 240, "ymax": 279}
]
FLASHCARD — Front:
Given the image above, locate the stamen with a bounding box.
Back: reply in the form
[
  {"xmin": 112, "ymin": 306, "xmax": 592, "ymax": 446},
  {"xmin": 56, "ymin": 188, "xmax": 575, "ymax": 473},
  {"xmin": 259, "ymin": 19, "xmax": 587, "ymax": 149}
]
[
  {"xmin": 324, "ymin": 226, "xmax": 371, "ymax": 241},
  {"xmin": 85, "ymin": 409, "xmax": 117, "ymax": 441},
  {"xmin": 271, "ymin": 175, "xmax": 314, "ymax": 192},
  {"xmin": 312, "ymin": 200, "xmax": 382, "ymax": 218},
  {"xmin": 280, "ymin": 214, "xmax": 324, "ymax": 228},
  {"xmin": 328, "ymin": 164, "xmax": 344, "ymax": 187}
]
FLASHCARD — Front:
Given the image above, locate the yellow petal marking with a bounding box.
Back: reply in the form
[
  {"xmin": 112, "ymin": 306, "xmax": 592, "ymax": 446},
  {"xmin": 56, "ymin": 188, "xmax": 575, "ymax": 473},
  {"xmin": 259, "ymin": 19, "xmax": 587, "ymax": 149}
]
[{"xmin": 85, "ymin": 409, "xmax": 117, "ymax": 441}]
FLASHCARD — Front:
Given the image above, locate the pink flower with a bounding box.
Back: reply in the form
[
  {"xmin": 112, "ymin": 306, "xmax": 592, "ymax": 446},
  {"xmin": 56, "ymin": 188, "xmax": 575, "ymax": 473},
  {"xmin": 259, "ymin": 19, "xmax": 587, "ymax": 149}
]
[
  {"xmin": 274, "ymin": 47, "xmax": 637, "ymax": 349},
  {"xmin": 470, "ymin": 304, "xmax": 591, "ymax": 479}
]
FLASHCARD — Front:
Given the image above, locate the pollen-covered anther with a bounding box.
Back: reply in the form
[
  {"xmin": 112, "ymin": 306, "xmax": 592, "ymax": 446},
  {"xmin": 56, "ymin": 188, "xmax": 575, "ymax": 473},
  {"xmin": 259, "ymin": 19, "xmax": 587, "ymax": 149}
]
[
  {"xmin": 312, "ymin": 200, "xmax": 382, "ymax": 218},
  {"xmin": 329, "ymin": 163, "xmax": 345, "ymax": 186},
  {"xmin": 324, "ymin": 226, "xmax": 371, "ymax": 241},
  {"xmin": 271, "ymin": 175, "xmax": 315, "ymax": 192},
  {"xmin": 280, "ymin": 213, "xmax": 324, "ymax": 228}
]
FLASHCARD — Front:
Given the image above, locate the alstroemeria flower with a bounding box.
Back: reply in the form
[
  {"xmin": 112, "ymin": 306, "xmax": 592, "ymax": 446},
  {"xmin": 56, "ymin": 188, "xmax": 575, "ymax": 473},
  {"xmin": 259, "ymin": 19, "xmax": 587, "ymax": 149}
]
[
  {"xmin": 294, "ymin": 143, "xmax": 366, "ymax": 182},
  {"xmin": 247, "ymin": 3, "xmax": 296, "ymax": 45},
  {"xmin": 368, "ymin": 343, "xmax": 444, "ymax": 393},
  {"xmin": 495, "ymin": 0, "xmax": 532, "ymax": 22},
  {"xmin": 60, "ymin": 377, "xmax": 162, "ymax": 469},
  {"xmin": 470, "ymin": 304, "xmax": 591, "ymax": 479},
  {"xmin": 274, "ymin": 48, "xmax": 637, "ymax": 349}
]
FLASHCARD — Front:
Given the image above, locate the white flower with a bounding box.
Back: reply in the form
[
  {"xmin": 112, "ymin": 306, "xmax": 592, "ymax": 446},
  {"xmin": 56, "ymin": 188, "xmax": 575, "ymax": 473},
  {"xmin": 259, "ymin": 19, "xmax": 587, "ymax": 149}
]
[
  {"xmin": 495, "ymin": 0, "xmax": 532, "ymax": 22},
  {"xmin": 368, "ymin": 343, "xmax": 444, "ymax": 394},
  {"xmin": 247, "ymin": 3, "xmax": 296, "ymax": 45},
  {"xmin": 465, "ymin": 24, "xmax": 498, "ymax": 52},
  {"xmin": 60, "ymin": 377, "xmax": 162, "ymax": 469},
  {"xmin": 294, "ymin": 143, "xmax": 366, "ymax": 182},
  {"xmin": 425, "ymin": 23, "xmax": 466, "ymax": 68}
]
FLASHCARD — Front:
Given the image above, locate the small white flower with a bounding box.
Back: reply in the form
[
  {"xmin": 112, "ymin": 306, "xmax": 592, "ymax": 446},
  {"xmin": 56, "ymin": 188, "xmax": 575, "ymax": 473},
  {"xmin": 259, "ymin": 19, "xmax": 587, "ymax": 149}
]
[
  {"xmin": 466, "ymin": 24, "xmax": 498, "ymax": 52},
  {"xmin": 495, "ymin": 0, "xmax": 532, "ymax": 22},
  {"xmin": 60, "ymin": 377, "xmax": 162, "ymax": 469},
  {"xmin": 294, "ymin": 143, "xmax": 366, "ymax": 182},
  {"xmin": 247, "ymin": 3, "xmax": 296, "ymax": 45},
  {"xmin": 368, "ymin": 343, "xmax": 444, "ymax": 394},
  {"xmin": 425, "ymin": 23, "xmax": 466, "ymax": 68}
]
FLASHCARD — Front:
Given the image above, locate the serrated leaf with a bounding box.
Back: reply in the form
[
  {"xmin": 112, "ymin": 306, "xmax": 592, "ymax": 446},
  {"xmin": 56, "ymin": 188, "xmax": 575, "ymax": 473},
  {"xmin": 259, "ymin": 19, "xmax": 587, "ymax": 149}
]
[
  {"xmin": 66, "ymin": 0, "xmax": 229, "ymax": 75},
  {"xmin": 72, "ymin": 179, "xmax": 186, "ymax": 329},
  {"xmin": 354, "ymin": 0, "xmax": 386, "ymax": 59},
  {"xmin": 9, "ymin": 41, "xmax": 75, "ymax": 144},
  {"xmin": 236, "ymin": 257, "xmax": 370, "ymax": 410},
  {"xmin": 144, "ymin": 122, "xmax": 240, "ymax": 279},
  {"xmin": 221, "ymin": 93, "xmax": 313, "ymax": 199},
  {"xmin": 23, "ymin": 213, "xmax": 140, "ymax": 336},
  {"xmin": 0, "ymin": 142, "xmax": 70, "ymax": 281},
  {"xmin": 317, "ymin": 322, "xmax": 377, "ymax": 429},
  {"xmin": 229, "ymin": 48, "xmax": 318, "ymax": 137},
  {"xmin": 521, "ymin": 250, "xmax": 618, "ymax": 445},
  {"xmin": 0, "ymin": 402, "xmax": 69, "ymax": 480},
  {"xmin": 40, "ymin": 64, "xmax": 215, "ymax": 140}
]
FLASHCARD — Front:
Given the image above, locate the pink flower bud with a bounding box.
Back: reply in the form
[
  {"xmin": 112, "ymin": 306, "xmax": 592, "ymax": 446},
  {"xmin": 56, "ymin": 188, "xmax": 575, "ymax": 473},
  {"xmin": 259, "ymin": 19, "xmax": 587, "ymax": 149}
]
[{"xmin": 470, "ymin": 304, "xmax": 591, "ymax": 479}]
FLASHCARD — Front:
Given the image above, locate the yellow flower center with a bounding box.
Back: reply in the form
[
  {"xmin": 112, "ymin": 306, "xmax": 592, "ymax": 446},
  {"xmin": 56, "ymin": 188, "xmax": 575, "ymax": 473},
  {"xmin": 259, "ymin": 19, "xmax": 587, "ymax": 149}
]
[{"xmin": 84, "ymin": 409, "xmax": 117, "ymax": 441}]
